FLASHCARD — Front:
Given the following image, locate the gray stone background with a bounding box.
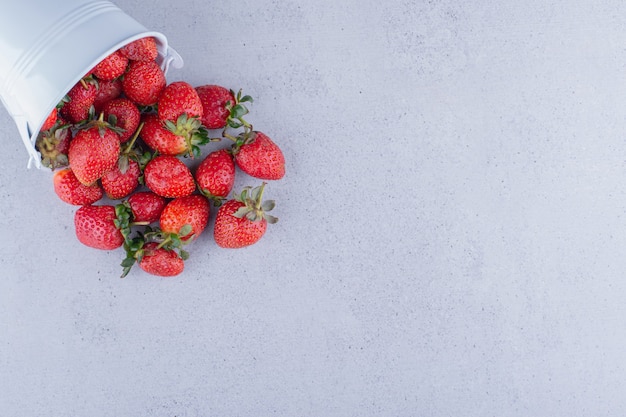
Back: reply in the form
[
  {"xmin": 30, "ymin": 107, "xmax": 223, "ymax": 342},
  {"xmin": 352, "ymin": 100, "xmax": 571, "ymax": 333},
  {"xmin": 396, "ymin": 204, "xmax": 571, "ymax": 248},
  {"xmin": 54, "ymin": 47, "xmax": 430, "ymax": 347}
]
[{"xmin": 2, "ymin": 0, "xmax": 626, "ymax": 415}]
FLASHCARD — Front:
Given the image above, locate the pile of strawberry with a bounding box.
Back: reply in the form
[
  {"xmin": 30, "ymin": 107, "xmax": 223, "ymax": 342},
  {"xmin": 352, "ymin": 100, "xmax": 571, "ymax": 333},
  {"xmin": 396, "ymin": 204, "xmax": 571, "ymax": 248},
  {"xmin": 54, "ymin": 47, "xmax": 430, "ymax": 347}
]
[{"xmin": 35, "ymin": 37, "xmax": 285, "ymax": 278}]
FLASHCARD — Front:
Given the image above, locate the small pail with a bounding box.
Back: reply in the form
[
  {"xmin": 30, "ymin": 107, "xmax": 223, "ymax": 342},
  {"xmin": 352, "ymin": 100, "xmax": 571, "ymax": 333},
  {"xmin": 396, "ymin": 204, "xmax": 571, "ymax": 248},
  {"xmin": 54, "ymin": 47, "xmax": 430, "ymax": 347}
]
[{"xmin": 0, "ymin": 0, "xmax": 183, "ymax": 168}]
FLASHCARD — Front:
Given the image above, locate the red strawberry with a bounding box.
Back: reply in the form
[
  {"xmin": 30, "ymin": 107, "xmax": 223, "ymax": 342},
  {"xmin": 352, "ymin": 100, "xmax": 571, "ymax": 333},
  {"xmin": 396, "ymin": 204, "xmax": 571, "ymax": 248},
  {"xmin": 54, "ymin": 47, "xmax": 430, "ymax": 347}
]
[
  {"xmin": 122, "ymin": 60, "xmax": 166, "ymax": 106},
  {"xmin": 120, "ymin": 37, "xmax": 158, "ymax": 62},
  {"xmin": 127, "ymin": 191, "xmax": 167, "ymax": 224},
  {"xmin": 138, "ymin": 242, "xmax": 184, "ymax": 277},
  {"xmin": 195, "ymin": 85, "xmax": 237, "ymax": 129},
  {"xmin": 74, "ymin": 205, "xmax": 124, "ymax": 250},
  {"xmin": 233, "ymin": 131, "xmax": 285, "ymax": 180},
  {"xmin": 102, "ymin": 98, "xmax": 141, "ymax": 142},
  {"xmin": 158, "ymin": 81, "xmax": 203, "ymax": 122},
  {"xmin": 156, "ymin": 82, "xmax": 209, "ymax": 158},
  {"xmin": 195, "ymin": 149, "xmax": 235, "ymax": 204},
  {"xmin": 213, "ymin": 183, "xmax": 278, "ymax": 248},
  {"xmin": 100, "ymin": 158, "xmax": 141, "ymax": 200},
  {"xmin": 35, "ymin": 120, "xmax": 72, "ymax": 169},
  {"xmin": 160, "ymin": 195, "xmax": 210, "ymax": 242},
  {"xmin": 144, "ymin": 155, "xmax": 195, "ymax": 198},
  {"xmin": 92, "ymin": 50, "xmax": 128, "ymax": 81},
  {"xmin": 140, "ymin": 113, "xmax": 187, "ymax": 155},
  {"xmin": 53, "ymin": 168, "xmax": 103, "ymax": 205},
  {"xmin": 41, "ymin": 108, "xmax": 58, "ymax": 132},
  {"xmin": 93, "ymin": 79, "xmax": 123, "ymax": 112},
  {"xmin": 61, "ymin": 80, "xmax": 97, "ymax": 123},
  {"xmin": 68, "ymin": 115, "xmax": 122, "ymax": 185}
]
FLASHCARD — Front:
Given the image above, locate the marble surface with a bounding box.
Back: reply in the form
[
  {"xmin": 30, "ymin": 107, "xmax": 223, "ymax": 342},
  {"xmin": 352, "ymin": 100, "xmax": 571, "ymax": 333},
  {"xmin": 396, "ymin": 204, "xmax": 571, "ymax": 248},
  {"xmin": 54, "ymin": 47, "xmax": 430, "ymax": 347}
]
[{"xmin": 2, "ymin": 0, "xmax": 626, "ymax": 415}]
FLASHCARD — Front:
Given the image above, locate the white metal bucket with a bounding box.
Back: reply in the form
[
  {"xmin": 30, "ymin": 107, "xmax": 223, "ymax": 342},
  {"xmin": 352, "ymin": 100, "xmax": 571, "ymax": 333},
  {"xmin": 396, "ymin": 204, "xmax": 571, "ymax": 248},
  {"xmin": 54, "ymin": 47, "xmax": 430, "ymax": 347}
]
[{"xmin": 0, "ymin": 0, "xmax": 183, "ymax": 168}]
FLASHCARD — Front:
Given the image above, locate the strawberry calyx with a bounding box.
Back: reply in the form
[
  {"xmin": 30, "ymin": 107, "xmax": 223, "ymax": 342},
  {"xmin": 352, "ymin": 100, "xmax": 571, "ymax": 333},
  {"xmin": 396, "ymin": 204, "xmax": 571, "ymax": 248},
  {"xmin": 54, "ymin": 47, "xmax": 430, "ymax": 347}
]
[
  {"xmin": 119, "ymin": 225, "xmax": 191, "ymax": 278},
  {"xmin": 76, "ymin": 109, "xmax": 126, "ymax": 138},
  {"xmin": 225, "ymin": 89, "xmax": 253, "ymax": 130},
  {"xmin": 163, "ymin": 113, "xmax": 211, "ymax": 158},
  {"xmin": 35, "ymin": 120, "xmax": 72, "ymax": 169},
  {"xmin": 116, "ymin": 121, "xmax": 145, "ymax": 174},
  {"xmin": 232, "ymin": 182, "xmax": 278, "ymax": 224},
  {"xmin": 198, "ymin": 188, "xmax": 226, "ymax": 207}
]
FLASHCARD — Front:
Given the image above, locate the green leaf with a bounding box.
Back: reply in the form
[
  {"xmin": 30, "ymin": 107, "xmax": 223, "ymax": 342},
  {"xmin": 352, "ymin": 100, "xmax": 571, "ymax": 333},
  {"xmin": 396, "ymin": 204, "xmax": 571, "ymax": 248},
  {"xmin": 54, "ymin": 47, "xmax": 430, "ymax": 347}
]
[
  {"xmin": 179, "ymin": 224, "xmax": 193, "ymax": 238},
  {"xmin": 261, "ymin": 200, "xmax": 276, "ymax": 212},
  {"xmin": 232, "ymin": 207, "xmax": 250, "ymax": 219},
  {"xmin": 239, "ymin": 95, "xmax": 253, "ymax": 103},
  {"xmin": 170, "ymin": 234, "xmax": 183, "ymax": 248},
  {"xmin": 228, "ymin": 119, "xmax": 243, "ymax": 129},
  {"xmin": 121, "ymin": 257, "xmax": 136, "ymax": 268},
  {"xmin": 264, "ymin": 214, "xmax": 279, "ymax": 224},
  {"xmin": 180, "ymin": 249, "xmax": 190, "ymax": 261},
  {"xmin": 164, "ymin": 120, "xmax": 177, "ymax": 132},
  {"xmin": 230, "ymin": 104, "xmax": 249, "ymax": 119},
  {"xmin": 118, "ymin": 155, "xmax": 129, "ymax": 174},
  {"xmin": 108, "ymin": 114, "xmax": 118, "ymax": 126},
  {"xmin": 250, "ymin": 184, "xmax": 262, "ymax": 201}
]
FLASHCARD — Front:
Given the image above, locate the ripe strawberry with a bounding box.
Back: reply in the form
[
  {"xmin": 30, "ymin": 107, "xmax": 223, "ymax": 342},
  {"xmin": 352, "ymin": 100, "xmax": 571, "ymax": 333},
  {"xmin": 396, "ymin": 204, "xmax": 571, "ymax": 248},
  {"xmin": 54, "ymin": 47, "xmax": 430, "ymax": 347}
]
[
  {"xmin": 195, "ymin": 149, "xmax": 235, "ymax": 204},
  {"xmin": 213, "ymin": 183, "xmax": 278, "ymax": 248},
  {"xmin": 158, "ymin": 81, "xmax": 203, "ymax": 122},
  {"xmin": 232, "ymin": 131, "xmax": 285, "ymax": 180},
  {"xmin": 68, "ymin": 114, "xmax": 122, "ymax": 185},
  {"xmin": 144, "ymin": 155, "xmax": 195, "ymax": 198},
  {"xmin": 74, "ymin": 205, "xmax": 124, "ymax": 250},
  {"xmin": 92, "ymin": 50, "xmax": 128, "ymax": 81},
  {"xmin": 122, "ymin": 60, "xmax": 166, "ymax": 106},
  {"xmin": 41, "ymin": 108, "xmax": 58, "ymax": 132},
  {"xmin": 127, "ymin": 191, "xmax": 167, "ymax": 224},
  {"xmin": 138, "ymin": 242, "xmax": 184, "ymax": 277},
  {"xmin": 140, "ymin": 113, "xmax": 187, "ymax": 155},
  {"xmin": 100, "ymin": 158, "xmax": 141, "ymax": 200},
  {"xmin": 93, "ymin": 79, "xmax": 123, "ymax": 112},
  {"xmin": 102, "ymin": 98, "xmax": 141, "ymax": 142},
  {"xmin": 120, "ymin": 37, "xmax": 158, "ymax": 62},
  {"xmin": 53, "ymin": 168, "xmax": 103, "ymax": 205},
  {"xmin": 195, "ymin": 85, "xmax": 239, "ymax": 129},
  {"xmin": 155, "ymin": 82, "xmax": 209, "ymax": 158},
  {"xmin": 61, "ymin": 80, "xmax": 97, "ymax": 123},
  {"xmin": 160, "ymin": 195, "xmax": 210, "ymax": 242},
  {"xmin": 35, "ymin": 120, "xmax": 72, "ymax": 169}
]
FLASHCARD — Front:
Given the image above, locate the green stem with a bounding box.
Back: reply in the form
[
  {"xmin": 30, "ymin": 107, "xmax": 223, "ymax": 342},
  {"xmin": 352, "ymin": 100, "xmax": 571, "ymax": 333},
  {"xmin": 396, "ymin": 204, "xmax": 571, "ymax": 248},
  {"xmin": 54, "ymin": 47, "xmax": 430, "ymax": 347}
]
[
  {"xmin": 123, "ymin": 121, "xmax": 144, "ymax": 154},
  {"xmin": 256, "ymin": 182, "xmax": 267, "ymax": 210}
]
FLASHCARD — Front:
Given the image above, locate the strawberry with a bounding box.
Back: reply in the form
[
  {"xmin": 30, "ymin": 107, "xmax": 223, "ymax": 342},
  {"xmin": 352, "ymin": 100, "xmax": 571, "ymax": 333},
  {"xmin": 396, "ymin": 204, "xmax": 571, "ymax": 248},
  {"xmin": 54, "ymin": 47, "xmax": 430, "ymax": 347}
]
[
  {"xmin": 53, "ymin": 168, "xmax": 103, "ymax": 205},
  {"xmin": 120, "ymin": 37, "xmax": 158, "ymax": 62},
  {"xmin": 140, "ymin": 113, "xmax": 187, "ymax": 155},
  {"xmin": 74, "ymin": 205, "xmax": 125, "ymax": 250},
  {"xmin": 127, "ymin": 191, "xmax": 167, "ymax": 224},
  {"xmin": 92, "ymin": 50, "xmax": 128, "ymax": 81},
  {"xmin": 41, "ymin": 108, "xmax": 58, "ymax": 132},
  {"xmin": 138, "ymin": 242, "xmax": 184, "ymax": 277},
  {"xmin": 158, "ymin": 81, "xmax": 203, "ymax": 122},
  {"xmin": 213, "ymin": 183, "xmax": 277, "ymax": 248},
  {"xmin": 122, "ymin": 60, "xmax": 166, "ymax": 106},
  {"xmin": 195, "ymin": 85, "xmax": 235, "ymax": 129},
  {"xmin": 195, "ymin": 149, "xmax": 235, "ymax": 204},
  {"xmin": 93, "ymin": 79, "xmax": 123, "ymax": 112},
  {"xmin": 156, "ymin": 82, "xmax": 209, "ymax": 158},
  {"xmin": 232, "ymin": 131, "xmax": 285, "ymax": 180},
  {"xmin": 144, "ymin": 155, "xmax": 195, "ymax": 198},
  {"xmin": 100, "ymin": 158, "xmax": 141, "ymax": 200},
  {"xmin": 102, "ymin": 98, "xmax": 141, "ymax": 142},
  {"xmin": 61, "ymin": 80, "xmax": 97, "ymax": 123},
  {"xmin": 68, "ymin": 114, "xmax": 122, "ymax": 185},
  {"xmin": 35, "ymin": 120, "xmax": 72, "ymax": 169},
  {"xmin": 160, "ymin": 195, "xmax": 210, "ymax": 242}
]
